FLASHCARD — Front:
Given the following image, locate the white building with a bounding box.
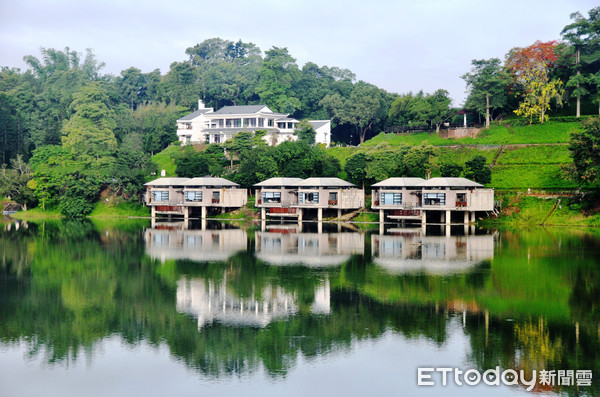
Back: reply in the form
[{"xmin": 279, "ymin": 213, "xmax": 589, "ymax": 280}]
[{"xmin": 177, "ymin": 100, "xmax": 331, "ymax": 147}]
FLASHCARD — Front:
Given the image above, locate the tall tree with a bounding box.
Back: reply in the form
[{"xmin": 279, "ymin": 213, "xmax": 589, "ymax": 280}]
[
  {"xmin": 256, "ymin": 47, "xmax": 301, "ymax": 113},
  {"xmin": 461, "ymin": 58, "xmax": 507, "ymax": 127},
  {"xmin": 561, "ymin": 7, "xmax": 600, "ymax": 117},
  {"xmin": 568, "ymin": 117, "xmax": 600, "ymax": 183}
]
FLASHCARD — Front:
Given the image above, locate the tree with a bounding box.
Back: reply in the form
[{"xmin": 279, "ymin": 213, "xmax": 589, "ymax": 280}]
[
  {"xmin": 62, "ymin": 83, "xmax": 118, "ymax": 160},
  {"xmin": 461, "ymin": 59, "xmax": 507, "ymax": 127},
  {"xmin": 464, "ymin": 155, "xmax": 492, "ymax": 184},
  {"xmin": 344, "ymin": 153, "xmax": 368, "ymax": 187},
  {"xmin": 296, "ymin": 120, "xmax": 316, "ymax": 145},
  {"xmin": 568, "ymin": 117, "xmax": 600, "ymax": 183},
  {"xmin": 505, "ymin": 41, "xmax": 564, "ymax": 123},
  {"xmin": 175, "ymin": 146, "xmax": 210, "ymax": 177},
  {"xmin": 425, "ymin": 89, "xmax": 453, "ymax": 132},
  {"xmin": 321, "ymin": 81, "xmax": 384, "ymax": 143},
  {"xmin": 0, "ymin": 155, "xmax": 35, "ymax": 210},
  {"xmin": 256, "ymin": 47, "xmax": 301, "ymax": 113},
  {"xmin": 561, "ymin": 7, "xmax": 600, "ymax": 117},
  {"xmin": 440, "ymin": 163, "xmax": 463, "ymax": 177}
]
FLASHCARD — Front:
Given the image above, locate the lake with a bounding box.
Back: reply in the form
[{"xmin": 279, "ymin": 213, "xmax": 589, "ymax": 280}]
[{"xmin": 1, "ymin": 219, "xmax": 598, "ymax": 396}]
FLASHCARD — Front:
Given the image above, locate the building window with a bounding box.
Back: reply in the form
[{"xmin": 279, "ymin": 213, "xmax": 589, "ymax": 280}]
[
  {"xmin": 226, "ymin": 118, "xmax": 241, "ymax": 128},
  {"xmin": 300, "ymin": 192, "xmax": 319, "ymax": 204},
  {"xmin": 212, "ymin": 191, "xmax": 220, "ymax": 203},
  {"xmin": 244, "ymin": 118, "xmax": 257, "ymax": 127},
  {"xmin": 381, "ymin": 193, "xmax": 402, "ymax": 205},
  {"xmin": 277, "ymin": 122, "xmax": 286, "ymax": 129},
  {"xmin": 287, "ymin": 122, "xmax": 293, "ymax": 129},
  {"xmin": 268, "ymin": 119, "xmax": 274, "ymax": 127},
  {"xmin": 214, "ymin": 134, "xmax": 221, "ymax": 143},
  {"xmin": 258, "ymin": 118, "xmax": 264, "ymax": 127},
  {"xmin": 152, "ymin": 190, "xmax": 169, "ymax": 202},
  {"xmin": 262, "ymin": 192, "xmax": 281, "ymax": 204},
  {"xmin": 185, "ymin": 191, "xmax": 202, "ymax": 202},
  {"xmin": 424, "ymin": 193, "xmax": 446, "ymax": 205}
]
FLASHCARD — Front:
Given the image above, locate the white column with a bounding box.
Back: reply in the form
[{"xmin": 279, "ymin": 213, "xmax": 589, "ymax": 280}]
[
  {"xmin": 445, "ymin": 210, "xmax": 451, "ymax": 225},
  {"xmin": 184, "ymin": 206, "xmax": 189, "ymax": 221},
  {"xmin": 421, "ymin": 210, "xmax": 426, "ymax": 226},
  {"xmin": 151, "ymin": 206, "xmax": 156, "ymax": 218},
  {"xmin": 337, "ymin": 209, "xmax": 342, "ymax": 219},
  {"xmin": 318, "ymin": 208, "xmax": 323, "ymax": 222},
  {"xmin": 298, "ymin": 208, "xmax": 303, "ymax": 222},
  {"xmin": 261, "ymin": 207, "xmax": 266, "ymax": 221},
  {"xmin": 464, "ymin": 211, "xmax": 469, "ymax": 224},
  {"xmin": 379, "ymin": 209, "xmax": 384, "ymax": 223},
  {"xmin": 201, "ymin": 206, "xmax": 207, "ymax": 219},
  {"xmin": 470, "ymin": 211, "xmax": 476, "ymax": 223}
]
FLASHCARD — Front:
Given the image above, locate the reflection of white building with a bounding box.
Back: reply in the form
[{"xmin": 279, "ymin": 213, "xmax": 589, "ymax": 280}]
[
  {"xmin": 372, "ymin": 230, "xmax": 494, "ymax": 275},
  {"xmin": 144, "ymin": 227, "xmax": 247, "ymax": 263},
  {"xmin": 176, "ymin": 276, "xmax": 331, "ymax": 328},
  {"xmin": 255, "ymin": 231, "xmax": 364, "ymax": 267}
]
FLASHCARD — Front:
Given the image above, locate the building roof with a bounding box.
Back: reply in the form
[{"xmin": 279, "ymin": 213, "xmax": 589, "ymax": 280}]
[
  {"xmin": 254, "ymin": 177, "xmax": 304, "ymax": 187},
  {"xmin": 177, "ymin": 109, "xmax": 213, "ymax": 121},
  {"xmin": 308, "ymin": 120, "xmax": 330, "ymax": 129},
  {"xmin": 276, "ymin": 117, "xmax": 299, "ymax": 122},
  {"xmin": 184, "ymin": 177, "xmax": 239, "ymax": 187},
  {"xmin": 212, "ymin": 105, "xmax": 270, "ymax": 115},
  {"xmin": 144, "ymin": 177, "xmax": 190, "ymax": 186},
  {"xmin": 418, "ymin": 177, "xmax": 483, "ymax": 188},
  {"xmin": 371, "ymin": 177, "xmax": 425, "ymax": 188},
  {"xmin": 298, "ymin": 177, "xmax": 356, "ymax": 188}
]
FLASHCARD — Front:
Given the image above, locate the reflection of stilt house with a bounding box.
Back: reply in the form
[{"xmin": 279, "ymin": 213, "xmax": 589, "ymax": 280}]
[
  {"xmin": 371, "ymin": 231, "xmax": 495, "ymax": 274},
  {"xmin": 144, "ymin": 176, "xmax": 247, "ymax": 219},
  {"xmin": 371, "ymin": 177, "xmax": 494, "ymax": 224},
  {"xmin": 254, "ymin": 177, "xmax": 303, "ymax": 220},
  {"xmin": 295, "ymin": 177, "xmax": 364, "ymax": 221},
  {"xmin": 144, "ymin": 227, "xmax": 248, "ymax": 262},
  {"xmin": 255, "ymin": 231, "xmax": 364, "ymax": 267}
]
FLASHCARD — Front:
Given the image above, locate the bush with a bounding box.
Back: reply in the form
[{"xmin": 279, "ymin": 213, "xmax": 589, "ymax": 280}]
[{"xmin": 59, "ymin": 196, "xmax": 94, "ymax": 217}]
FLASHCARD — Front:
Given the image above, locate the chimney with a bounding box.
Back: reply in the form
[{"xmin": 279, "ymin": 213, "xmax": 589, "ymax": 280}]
[
  {"xmin": 161, "ymin": 170, "xmax": 166, "ymax": 177},
  {"xmin": 198, "ymin": 99, "xmax": 206, "ymax": 109}
]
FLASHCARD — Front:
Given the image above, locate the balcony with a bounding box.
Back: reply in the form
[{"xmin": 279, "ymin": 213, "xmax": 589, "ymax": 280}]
[
  {"xmin": 212, "ymin": 199, "xmax": 220, "ymax": 204},
  {"xmin": 328, "ymin": 200, "xmax": 338, "ymax": 206},
  {"xmin": 455, "ymin": 201, "xmax": 467, "ymax": 207},
  {"xmin": 268, "ymin": 207, "xmax": 297, "ymax": 214}
]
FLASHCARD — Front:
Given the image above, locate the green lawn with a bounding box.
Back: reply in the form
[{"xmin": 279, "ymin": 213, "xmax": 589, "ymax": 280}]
[
  {"xmin": 150, "ymin": 144, "xmax": 181, "ymax": 178},
  {"xmin": 490, "ymin": 165, "xmax": 577, "ymax": 190},
  {"xmin": 495, "ymin": 145, "xmax": 572, "ymax": 165},
  {"xmin": 363, "ymin": 121, "xmax": 582, "ymax": 146},
  {"xmin": 89, "ymin": 201, "xmax": 150, "ymax": 218}
]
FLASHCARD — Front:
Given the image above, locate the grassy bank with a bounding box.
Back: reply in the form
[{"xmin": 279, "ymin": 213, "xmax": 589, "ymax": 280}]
[
  {"xmin": 363, "ymin": 121, "xmax": 581, "ymax": 147},
  {"xmin": 10, "ymin": 201, "xmax": 150, "ymax": 220},
  {"xmin": 482, "ymin": 193, "xmax": 600, "ymax": 227}
]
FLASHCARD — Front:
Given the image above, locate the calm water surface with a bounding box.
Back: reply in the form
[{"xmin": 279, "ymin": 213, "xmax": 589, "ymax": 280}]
[{"xmin": 1, "ymin": 219, "xmax": 599, "ymax": 396}]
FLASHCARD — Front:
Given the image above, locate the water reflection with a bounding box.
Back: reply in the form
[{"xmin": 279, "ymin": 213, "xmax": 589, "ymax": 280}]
[
  {"xmin": 372, "ymin": 228, "xmax": 496, "ymax": 274},
  {"xmin": 145, "ymin": 221, "xmax": 247, "ymax": 262},
  {"xmin": 1, "ymin": 219, "xmax": 599, "ymax": 396},
  {"xmin": 255, "ymin": 226, "xmax": 364, "ymax": 267},
  {"xmin": 176, "ymin": 276, "xmax": 330, "ymax": 328}
]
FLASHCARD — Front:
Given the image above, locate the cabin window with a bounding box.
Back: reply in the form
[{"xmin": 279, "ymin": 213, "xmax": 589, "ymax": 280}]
[
  {"xmin": 381, "ymin": 193, "xmax": 402, "ymax": 205},
  {"xmin": 423, "ymin": 193, "xmax": 446, "ymax": 205},
  {"xmin": 212, "ymin": 191, "xmax": 220, "ymax": 203},
  {"xmin": 152, "ymin": 190, "xmax": 169, "ymax": 202},
  {"xmin": 185, "ymin": 191, "xmax": 202, "ymax": 202},
  {"xmin": 262, "ymin": 192, "xmax": 281, "ymax": 203},
  {"xmin": 258, "ymin": 118, "xmax": 264, "ymax": 127},
  {"xmin": 299, "ymin": 192, "xmax": 319, "ymax": 204},
  {"xmin": 268, "ymin": 119, "xmax": 274, "ymax": 127},
  {"xmin": 213, "ymin": 134, "xmax": 221, "ymax": 143}
]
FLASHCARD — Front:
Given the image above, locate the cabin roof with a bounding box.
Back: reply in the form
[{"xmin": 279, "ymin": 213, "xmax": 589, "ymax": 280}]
[
  {"xmin": 297, "ymin": 177, "xmax": 356, "ymax": 188},
  {"xmin": 371, "ymin": 177, "xmax": 425, "ymax": 188},
  {"xmin": 418, "ymin": 177, "xmax": 483, "ymax": 188},
  {"xmin": 184, "ymin": 177, "xmax": 239, "ymax": 187},
  {"xmin": 254, "ymin": 177, "xmax": 305, "ymax": 187},
  {"xmin": 144, "ymin": 177, "xmax": 190, "ymax": 186}
]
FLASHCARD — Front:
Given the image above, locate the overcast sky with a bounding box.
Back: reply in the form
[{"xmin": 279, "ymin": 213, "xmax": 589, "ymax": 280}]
[{"xmin": 1, "ymin": 0, "xmax": 597, "ymax": 105}]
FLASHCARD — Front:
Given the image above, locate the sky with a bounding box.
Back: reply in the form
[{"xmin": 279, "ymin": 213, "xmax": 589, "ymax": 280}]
[{"xmin": 1, "ymin": 0, "xmax": 598, "ymax": 106}]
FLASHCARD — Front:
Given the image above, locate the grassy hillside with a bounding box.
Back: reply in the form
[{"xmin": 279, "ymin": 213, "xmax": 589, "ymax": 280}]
[
  {"xmin": 150, "ymin": 144, "xmax": 180, "ymax": 178},
  {"xmin": 363, "ymin": 121, "xmax": 581, "ymax": 146}
]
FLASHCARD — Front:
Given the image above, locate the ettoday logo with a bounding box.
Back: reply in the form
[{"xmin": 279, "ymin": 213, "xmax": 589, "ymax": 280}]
[{"xmin": 417, "ymin": 367, "xmax": 592, "ymax": 390}]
